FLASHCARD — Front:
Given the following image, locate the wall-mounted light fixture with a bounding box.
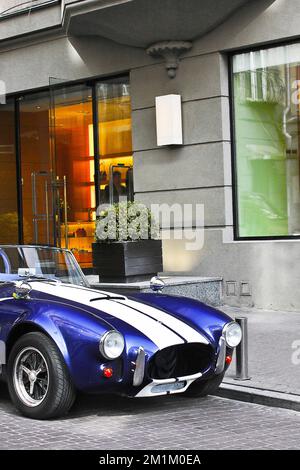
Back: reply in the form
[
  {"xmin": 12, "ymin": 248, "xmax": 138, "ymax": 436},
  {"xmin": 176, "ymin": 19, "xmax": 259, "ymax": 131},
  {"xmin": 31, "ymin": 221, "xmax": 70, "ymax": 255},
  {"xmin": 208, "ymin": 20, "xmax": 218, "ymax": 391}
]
[{"xmin": 155, "ymin": 94, "xmax": 183, "ymax": 146}]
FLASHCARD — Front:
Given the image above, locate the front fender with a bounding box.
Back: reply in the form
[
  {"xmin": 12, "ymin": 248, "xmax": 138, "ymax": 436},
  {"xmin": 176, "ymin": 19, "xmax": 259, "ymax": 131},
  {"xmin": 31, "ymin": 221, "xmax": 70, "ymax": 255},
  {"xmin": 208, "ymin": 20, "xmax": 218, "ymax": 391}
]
[
  {"xmin": 8, "ymin": 316, "xmax": 70, "ymax": 368},
  {"xmin": 5, "ymin": 298, "xmax": 110, "ymax": 391}
]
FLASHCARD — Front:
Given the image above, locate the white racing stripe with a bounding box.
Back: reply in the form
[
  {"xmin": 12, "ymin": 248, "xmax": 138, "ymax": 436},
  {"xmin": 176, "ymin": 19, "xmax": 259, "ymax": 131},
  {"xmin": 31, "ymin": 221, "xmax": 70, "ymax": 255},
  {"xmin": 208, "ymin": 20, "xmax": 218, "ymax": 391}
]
[
  {"xmin": 30, "ymin": 282, "xmax": 184, "ymax": 350},
  {"xmin": 92, "ymin": 299, "xmax": 184, "ymax": 350},
  {"xmin": 119, "ymin": 299, "xmax": 208, "ymax": 345}
]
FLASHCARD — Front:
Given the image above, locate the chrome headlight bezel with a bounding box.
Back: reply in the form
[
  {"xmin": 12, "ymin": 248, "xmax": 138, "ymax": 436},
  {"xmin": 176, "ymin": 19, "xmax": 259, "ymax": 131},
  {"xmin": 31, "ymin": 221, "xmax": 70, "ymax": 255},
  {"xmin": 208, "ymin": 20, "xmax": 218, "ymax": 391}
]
[
  {"xmin": 99, "ymin": 330, "xmax": 125, "ymax": 360},
  {"xmin": 223, "ymin": 321, "xmax": 242, "ymax": 348}
]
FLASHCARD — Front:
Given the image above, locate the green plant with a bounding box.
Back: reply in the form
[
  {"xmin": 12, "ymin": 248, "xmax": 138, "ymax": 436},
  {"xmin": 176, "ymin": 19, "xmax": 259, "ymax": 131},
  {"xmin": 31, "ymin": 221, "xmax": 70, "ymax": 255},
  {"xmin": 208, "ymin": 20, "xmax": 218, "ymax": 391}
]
[
  {"xmin": 95, "ymin": 201, "xmax": 160, "ymax": 242},
  {"xmin": 235, "ymin": 68, "xmax": 286, "ymax": 104}
]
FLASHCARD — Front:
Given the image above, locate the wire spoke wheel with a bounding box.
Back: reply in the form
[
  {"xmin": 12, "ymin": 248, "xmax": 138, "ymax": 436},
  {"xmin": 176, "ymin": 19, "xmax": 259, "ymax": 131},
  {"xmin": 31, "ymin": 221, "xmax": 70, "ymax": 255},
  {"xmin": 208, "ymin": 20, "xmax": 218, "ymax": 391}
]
[{"xmin": 13, "ymin": 347, "xmax": 49, "ymax": 407}]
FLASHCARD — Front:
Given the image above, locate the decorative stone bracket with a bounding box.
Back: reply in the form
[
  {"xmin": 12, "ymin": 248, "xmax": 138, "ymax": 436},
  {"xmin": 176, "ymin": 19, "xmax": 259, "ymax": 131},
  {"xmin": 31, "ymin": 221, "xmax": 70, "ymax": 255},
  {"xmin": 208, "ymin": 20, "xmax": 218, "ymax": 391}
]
[{"xmin": 146, "ymin": 41, "xmax": 192, "ymax": 78}]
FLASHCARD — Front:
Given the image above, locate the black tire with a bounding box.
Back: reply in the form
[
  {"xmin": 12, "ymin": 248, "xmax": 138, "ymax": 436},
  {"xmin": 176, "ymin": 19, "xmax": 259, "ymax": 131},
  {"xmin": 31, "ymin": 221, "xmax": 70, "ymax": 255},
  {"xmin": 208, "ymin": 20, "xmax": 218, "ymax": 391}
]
[
  {"xmin": 184, "ymin": 372, "xmax": 225, "ymax": 398},
  {"xmin": 7, "ymin": 332, "xmax": 76, "ymax": 419}
]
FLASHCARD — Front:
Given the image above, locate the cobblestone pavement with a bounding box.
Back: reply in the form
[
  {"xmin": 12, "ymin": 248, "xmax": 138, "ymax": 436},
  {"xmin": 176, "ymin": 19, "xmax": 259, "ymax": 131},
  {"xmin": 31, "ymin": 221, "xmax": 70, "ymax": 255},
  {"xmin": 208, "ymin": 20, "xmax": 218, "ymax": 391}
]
[
  {"xmin": 221, "ymin": 306, "xmax": 300, "ymax": 395},
  {"xmin": 0, "ymin": 383, "xmax": 300, "ymax": 450}
]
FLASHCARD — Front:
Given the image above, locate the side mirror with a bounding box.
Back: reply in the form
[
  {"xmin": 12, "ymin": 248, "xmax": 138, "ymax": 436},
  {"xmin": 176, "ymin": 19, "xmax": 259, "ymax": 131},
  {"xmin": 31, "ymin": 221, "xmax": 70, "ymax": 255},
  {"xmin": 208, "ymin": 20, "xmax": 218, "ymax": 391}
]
[{"xmin": 13, "ymin": 281, "xmax": 32, "ymax": 300}]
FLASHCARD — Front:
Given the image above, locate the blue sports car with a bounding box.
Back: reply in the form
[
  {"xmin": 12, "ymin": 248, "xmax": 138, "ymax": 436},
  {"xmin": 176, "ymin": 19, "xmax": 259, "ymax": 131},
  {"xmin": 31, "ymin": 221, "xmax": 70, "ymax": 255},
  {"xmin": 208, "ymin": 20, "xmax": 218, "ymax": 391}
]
[{"xmin": 0, "ymin": 245, "xmax": 242, "ymax": 419}]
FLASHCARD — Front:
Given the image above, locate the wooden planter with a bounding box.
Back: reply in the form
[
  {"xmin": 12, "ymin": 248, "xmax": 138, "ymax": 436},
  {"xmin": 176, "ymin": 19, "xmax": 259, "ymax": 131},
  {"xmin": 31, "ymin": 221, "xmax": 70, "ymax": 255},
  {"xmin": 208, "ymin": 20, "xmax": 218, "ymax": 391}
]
[{"xmin": 92, "ymin": 239, "xmax": 163, "ymax": 283}]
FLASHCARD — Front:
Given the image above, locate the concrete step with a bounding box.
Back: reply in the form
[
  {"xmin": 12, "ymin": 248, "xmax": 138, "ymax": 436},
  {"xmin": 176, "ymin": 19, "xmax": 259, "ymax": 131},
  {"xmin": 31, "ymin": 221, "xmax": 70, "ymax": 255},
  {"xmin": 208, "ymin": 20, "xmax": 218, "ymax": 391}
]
[{"xmin": 86, "ymin": 275, "xmax": 223, "ymax": 306}]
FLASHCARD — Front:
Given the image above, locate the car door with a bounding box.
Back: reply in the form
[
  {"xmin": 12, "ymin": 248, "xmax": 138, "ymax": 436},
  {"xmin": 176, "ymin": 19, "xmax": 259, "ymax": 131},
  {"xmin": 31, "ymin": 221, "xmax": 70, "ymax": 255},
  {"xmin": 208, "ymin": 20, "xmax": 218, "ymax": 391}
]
[{"xmin": 0, "ymin": 281, "xmax": 29, "ymax": 370}]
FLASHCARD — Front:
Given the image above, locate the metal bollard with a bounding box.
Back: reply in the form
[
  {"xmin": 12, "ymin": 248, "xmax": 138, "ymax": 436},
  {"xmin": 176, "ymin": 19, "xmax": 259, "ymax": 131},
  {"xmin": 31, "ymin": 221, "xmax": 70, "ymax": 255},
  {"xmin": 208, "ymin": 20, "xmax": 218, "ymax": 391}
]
[{"xmin": 234, "ymin": 317, "xmax": 251, "ymax": 381}]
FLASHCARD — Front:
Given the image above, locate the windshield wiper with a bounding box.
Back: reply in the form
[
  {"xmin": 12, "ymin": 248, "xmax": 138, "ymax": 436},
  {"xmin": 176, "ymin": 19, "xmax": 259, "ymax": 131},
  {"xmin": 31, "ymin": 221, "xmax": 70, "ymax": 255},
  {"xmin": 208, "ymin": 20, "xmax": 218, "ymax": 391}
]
[{"xmin": 90, "ymin": 294, "xmax": 126, "ymax": 302}]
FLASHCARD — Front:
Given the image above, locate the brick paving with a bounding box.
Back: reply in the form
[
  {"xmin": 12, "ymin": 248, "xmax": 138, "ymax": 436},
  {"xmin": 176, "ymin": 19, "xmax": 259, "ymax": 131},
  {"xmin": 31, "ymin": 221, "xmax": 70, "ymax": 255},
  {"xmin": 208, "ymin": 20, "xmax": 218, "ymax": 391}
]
[{"xmin": 0, "ymin": 383, "xmax": 299, "ymax": 450}]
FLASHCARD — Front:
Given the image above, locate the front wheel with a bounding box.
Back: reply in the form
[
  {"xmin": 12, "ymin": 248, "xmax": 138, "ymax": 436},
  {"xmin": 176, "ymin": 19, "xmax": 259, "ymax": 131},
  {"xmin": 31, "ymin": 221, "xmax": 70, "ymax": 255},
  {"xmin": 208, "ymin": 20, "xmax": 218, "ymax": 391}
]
[
  {"xmin": 184, "ymin": 372, "xmax": 225, "ymax": 398},
  {"xmin": 7, "ymin": 332, "xmax": 76, "ymax": 419}
]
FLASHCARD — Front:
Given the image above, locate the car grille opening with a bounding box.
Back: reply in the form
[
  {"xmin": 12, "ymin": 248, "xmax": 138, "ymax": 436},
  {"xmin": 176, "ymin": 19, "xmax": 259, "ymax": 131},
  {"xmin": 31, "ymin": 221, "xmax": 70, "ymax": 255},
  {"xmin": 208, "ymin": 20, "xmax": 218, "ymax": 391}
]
[{"xmin": 148, "ymin": 343, "xmax": 215, "ymax": 380}]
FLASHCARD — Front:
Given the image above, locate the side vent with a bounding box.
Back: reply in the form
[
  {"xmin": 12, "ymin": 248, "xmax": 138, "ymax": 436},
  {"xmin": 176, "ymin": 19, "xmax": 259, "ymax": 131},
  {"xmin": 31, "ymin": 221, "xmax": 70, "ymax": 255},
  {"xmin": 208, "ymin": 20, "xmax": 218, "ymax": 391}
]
[{"xmin": 226, "ymin": 281, "xmax": 237, "ymax": 296}]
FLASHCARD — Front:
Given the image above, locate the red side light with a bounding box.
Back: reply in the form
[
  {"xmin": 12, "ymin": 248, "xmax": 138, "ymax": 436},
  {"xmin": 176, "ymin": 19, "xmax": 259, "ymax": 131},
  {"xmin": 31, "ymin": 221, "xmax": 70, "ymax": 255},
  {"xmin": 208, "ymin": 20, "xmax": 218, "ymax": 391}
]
[
  {"xmin": 103, "ymin": 367, "xmax": 113, "ymax": 378},
  {"xmin": 225, "ymin": 355, "xmax": 232, "ymax": 365}
]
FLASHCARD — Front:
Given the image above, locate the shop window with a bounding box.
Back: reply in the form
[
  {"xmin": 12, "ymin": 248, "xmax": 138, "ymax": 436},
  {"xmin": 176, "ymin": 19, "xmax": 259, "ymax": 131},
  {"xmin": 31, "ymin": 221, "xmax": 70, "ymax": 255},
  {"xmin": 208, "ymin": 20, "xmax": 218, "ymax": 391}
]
[
  {"xmin": 232, "ymin": 44, "xmax": 300, "ymax": 238},
  {"xmin": 96, "ymin": 79, "xmax": 134, "ymax": 205}
]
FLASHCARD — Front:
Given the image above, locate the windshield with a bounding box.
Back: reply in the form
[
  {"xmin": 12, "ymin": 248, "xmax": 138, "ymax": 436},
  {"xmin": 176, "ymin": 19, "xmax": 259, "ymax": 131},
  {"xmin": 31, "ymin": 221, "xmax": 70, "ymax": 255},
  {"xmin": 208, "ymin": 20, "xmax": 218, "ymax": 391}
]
[{"xmin": 0, "ymin": 246, "xmax": 89, "ymax": 287}]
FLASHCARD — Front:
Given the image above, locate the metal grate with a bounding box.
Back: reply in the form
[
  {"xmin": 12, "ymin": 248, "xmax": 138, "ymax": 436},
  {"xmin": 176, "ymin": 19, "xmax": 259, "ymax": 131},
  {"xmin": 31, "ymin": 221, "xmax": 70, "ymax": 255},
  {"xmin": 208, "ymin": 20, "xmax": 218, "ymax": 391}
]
[{"xmin": 148, "ymin": 343, "xmax": 214, "ymax": 380}]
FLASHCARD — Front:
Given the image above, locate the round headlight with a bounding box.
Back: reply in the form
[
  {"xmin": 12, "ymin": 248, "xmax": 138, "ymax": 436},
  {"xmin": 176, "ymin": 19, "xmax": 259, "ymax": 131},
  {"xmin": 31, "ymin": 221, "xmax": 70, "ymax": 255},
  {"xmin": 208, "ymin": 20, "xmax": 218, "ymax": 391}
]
[
  {"xmin": 223, "ymin": 322, "xmax": 242, "ymax": 348},
  {"xmin": 99, "ymin": 330, "xmax": 125, "ymax": 360}
]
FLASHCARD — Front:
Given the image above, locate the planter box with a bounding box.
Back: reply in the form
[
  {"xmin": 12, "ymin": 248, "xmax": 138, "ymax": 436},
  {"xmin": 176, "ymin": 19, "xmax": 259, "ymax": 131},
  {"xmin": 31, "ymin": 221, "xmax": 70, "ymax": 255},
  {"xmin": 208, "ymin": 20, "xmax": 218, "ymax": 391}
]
[{"xmin": 92, "ymin": 240, "xmax": 163, "ymax": 283}]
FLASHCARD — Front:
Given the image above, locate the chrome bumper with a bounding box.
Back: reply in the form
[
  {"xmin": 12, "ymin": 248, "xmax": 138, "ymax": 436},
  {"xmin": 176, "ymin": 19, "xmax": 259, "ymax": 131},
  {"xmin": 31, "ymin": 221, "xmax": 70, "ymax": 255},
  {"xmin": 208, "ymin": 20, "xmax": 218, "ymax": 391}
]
[
  {"xmin": 215, "ymin": 335, "xmax": 226, "ymax": 375},
  {"xmin": 132, "ymin": 346, "xmax": 146, "ymax": 387},
  {"xmin": 135, "ymin": 371, "xmax": 203, "ymax": 398}
]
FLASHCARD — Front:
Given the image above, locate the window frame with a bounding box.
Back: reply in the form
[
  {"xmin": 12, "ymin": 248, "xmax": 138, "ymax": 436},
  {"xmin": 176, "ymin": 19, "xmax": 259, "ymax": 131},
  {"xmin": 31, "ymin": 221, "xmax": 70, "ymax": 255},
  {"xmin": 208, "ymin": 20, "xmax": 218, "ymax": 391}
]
[{"xmin": 229, "ymin": 40, "xmax": 300, "ymax": 241}]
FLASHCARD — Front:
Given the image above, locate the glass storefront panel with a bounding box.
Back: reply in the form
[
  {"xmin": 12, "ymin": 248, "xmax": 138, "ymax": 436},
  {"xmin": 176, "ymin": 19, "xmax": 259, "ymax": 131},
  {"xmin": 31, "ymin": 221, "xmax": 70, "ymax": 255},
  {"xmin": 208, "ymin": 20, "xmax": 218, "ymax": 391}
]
[
  {"xmin": 96, "ymin": 79, "xmax": 134, "ymax": 205},
  {"xmin": 233, "ymin": 44, "xmax": 300, "ymax": 237},
  {"xmin": 51, "ymin": 83, "xmax": 95, "ymax": 269},
  {"xmin": 0, "ymin": 98, "xmax": 19, "ymax": 243},
  {"xmin": 19, "ymin": 91, "xmax": 53, "ymax": 245},
  {"xmin": 1, "ymin": 75, "xmax": 133, "ymax": 269}
]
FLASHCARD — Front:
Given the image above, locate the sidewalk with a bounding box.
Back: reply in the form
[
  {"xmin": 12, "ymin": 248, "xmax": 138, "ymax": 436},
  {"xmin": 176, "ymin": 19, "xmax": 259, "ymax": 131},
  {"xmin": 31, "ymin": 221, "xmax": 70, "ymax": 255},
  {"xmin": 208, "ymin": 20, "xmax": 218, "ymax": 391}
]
[{"xmin": 218, "ymin": 306, "xmax": 300, "ymax": 408}]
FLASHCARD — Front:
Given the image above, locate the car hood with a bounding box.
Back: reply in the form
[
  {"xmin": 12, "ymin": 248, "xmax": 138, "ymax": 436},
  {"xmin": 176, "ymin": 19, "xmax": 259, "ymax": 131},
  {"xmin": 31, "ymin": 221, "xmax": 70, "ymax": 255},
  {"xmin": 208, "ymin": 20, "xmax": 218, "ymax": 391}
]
[
  {"xmin": 29, "ymin": 282, "xmax": 213, "ymax": 350},
  {"xmin": 130, "ymin": 293, "xmax": 232, "ymax": 347}
]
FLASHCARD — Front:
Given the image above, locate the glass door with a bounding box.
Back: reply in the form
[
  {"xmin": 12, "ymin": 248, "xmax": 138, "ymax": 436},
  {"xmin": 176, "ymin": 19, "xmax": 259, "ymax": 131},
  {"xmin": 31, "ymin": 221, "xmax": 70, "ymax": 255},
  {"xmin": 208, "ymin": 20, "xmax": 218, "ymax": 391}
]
[
  {"xmin": 50, "ymin": 81, "xmax": 95, "ymax": 269},
  {"xmin": 19, "ymin": 90, "xmax": 55, "ymax": 246}
]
